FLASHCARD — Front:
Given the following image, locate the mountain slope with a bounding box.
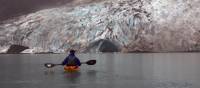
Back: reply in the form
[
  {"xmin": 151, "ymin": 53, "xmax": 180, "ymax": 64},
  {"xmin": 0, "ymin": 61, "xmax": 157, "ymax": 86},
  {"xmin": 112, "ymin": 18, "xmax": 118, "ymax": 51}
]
[{"xmin": 0, "ymin": 0, "xmax": 200, "ymax": 53}]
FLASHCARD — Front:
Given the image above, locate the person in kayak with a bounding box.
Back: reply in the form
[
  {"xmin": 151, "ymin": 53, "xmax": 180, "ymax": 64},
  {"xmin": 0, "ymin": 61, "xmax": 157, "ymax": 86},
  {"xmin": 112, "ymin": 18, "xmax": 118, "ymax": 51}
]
[{"xmin": 62, "ymin": 49, "xmax": 81, "ymax": 71}]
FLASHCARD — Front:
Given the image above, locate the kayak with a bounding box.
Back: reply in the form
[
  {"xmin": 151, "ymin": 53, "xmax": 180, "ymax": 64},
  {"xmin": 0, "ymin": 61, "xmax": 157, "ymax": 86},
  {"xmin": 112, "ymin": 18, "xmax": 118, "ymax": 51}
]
[{"xmin": 64, "ymin": 66, "xmax": 79, "ymax": 72}]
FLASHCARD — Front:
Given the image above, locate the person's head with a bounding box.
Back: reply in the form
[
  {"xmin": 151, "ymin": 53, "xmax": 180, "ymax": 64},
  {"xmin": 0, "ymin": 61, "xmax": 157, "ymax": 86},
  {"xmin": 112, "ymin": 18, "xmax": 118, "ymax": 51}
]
[{"xmin": 69, "ymin": 49, "xmax": 76, "ymax": 54}]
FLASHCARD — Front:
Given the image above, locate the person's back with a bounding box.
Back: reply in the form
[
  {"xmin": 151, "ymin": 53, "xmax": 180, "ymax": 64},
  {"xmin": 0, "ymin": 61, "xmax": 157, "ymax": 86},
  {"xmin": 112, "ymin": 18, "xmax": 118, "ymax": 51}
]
[{"xmin": 62, "ymin": 50, "xmax": 81, "ymax": 66}]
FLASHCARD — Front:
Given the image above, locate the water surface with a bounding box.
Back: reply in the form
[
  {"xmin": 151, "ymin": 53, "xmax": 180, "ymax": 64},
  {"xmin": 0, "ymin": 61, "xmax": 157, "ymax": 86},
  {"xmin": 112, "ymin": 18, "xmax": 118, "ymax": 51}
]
[{"xmin": 0, "ymin": 53, "xmax": 200, "ymax": 88}]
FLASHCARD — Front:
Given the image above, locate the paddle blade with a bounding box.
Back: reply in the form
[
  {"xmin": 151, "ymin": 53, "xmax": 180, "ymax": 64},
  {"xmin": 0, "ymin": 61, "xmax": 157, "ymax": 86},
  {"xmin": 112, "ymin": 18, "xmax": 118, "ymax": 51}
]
[
  {"xmin": 44, "ymin": 63, "xmax": 55, "ymax": 68},
  {"xmin": 86, "ymin": 60, "xmax": 96, "ymax": 65}
]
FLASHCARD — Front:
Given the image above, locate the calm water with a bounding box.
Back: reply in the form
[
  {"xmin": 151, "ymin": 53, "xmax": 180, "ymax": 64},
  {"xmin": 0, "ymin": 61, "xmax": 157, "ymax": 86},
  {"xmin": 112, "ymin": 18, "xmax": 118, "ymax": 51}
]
[{"xmin": 0, "ymin": 53, "xmax": 200, "ymax": 88}]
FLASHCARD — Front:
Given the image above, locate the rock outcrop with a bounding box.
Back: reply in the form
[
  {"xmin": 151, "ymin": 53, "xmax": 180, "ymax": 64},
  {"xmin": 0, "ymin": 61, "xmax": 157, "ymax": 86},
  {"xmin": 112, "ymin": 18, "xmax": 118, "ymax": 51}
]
[
  {"xmin": 85, "ymin": 39, "xmax": 120, "ymax": 52},
  {"xmin": 0, "ymin": 0, "xmax": 200, "ymax": 53},
  {"xmin": 6, "ymin": 45, "xmax": 29, "ymax": 54}
]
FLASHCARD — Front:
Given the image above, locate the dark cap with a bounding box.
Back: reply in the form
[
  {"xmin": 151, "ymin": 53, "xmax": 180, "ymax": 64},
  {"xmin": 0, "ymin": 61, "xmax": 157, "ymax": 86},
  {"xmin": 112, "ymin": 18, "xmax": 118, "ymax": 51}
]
[{"xmin": 69, "ymin": 49, "xmax": 76, "ymax": 54}]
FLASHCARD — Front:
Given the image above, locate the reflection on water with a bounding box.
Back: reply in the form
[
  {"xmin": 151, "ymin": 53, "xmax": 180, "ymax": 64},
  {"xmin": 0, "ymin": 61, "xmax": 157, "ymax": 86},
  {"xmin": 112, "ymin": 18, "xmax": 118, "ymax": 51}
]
[
  {"xmin": 0, "ymin": 53, "xmax": 200, "ymax": 88},
  {"xmin": 63, "ymin": 72, "xmax": 81, "ymax": 85}
]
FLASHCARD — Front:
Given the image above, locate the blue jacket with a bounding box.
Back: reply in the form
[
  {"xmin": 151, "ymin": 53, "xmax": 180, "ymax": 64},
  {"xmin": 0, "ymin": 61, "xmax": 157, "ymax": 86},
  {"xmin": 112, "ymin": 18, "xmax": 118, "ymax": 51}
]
[{"xmin": 62, "ymin": 53, "xmax": 81, "ymax": 66}]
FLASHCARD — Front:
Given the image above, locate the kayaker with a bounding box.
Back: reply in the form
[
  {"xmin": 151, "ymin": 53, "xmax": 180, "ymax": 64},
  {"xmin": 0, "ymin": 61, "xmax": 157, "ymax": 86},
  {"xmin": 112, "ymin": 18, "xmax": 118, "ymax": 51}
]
[{"xmin": 62, "ymin": 49, "xmax": 81, "ymax": 67}]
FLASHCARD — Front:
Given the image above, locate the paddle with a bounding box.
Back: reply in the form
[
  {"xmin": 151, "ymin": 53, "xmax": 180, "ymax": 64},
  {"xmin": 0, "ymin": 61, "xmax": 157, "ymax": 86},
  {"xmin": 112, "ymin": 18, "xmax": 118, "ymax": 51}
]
[{"xmin": 44, "ymin": 60, "xmax": 96, "ymax": 68}]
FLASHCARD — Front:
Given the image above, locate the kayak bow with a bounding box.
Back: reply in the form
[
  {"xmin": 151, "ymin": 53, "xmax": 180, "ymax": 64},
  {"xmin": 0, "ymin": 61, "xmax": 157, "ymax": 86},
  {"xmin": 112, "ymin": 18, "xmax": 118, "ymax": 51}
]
[{"xmin": 64, "ymin": 66, "xmax": 79, "ymax": 72}]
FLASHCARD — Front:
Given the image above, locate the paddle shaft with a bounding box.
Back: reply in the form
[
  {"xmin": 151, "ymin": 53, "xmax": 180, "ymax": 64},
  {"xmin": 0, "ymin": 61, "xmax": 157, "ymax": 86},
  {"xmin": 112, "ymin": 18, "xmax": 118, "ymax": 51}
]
[
  {"xmin": 44, "ymin": 60, "xmax": 96, "ymax": 68},
  {"xmin": 54, "ymin": 62, "xmax": 90, "ymax": 66}
]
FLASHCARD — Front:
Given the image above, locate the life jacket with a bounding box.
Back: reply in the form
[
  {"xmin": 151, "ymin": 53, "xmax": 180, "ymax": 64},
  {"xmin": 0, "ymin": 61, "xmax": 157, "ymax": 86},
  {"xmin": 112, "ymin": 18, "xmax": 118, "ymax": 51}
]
[{"xmin": 67, "ymin": 56, "xmax": 77, "ymax": 66}]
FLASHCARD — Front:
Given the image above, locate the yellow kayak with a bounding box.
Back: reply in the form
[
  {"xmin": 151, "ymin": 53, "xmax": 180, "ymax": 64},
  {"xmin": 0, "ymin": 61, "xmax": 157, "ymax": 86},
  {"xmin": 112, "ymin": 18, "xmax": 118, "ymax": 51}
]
[{"xmin": 64, "ymin": 66, "xmax": 79, "ymax": 72}]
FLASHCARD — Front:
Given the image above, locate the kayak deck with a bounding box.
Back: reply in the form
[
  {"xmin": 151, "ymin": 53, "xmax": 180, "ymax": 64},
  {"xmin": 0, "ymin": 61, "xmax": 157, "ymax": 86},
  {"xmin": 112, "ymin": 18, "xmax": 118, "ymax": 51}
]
[{"xmin": 64, "ymin": 66, "xmax": 79, "ymax": 72}]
